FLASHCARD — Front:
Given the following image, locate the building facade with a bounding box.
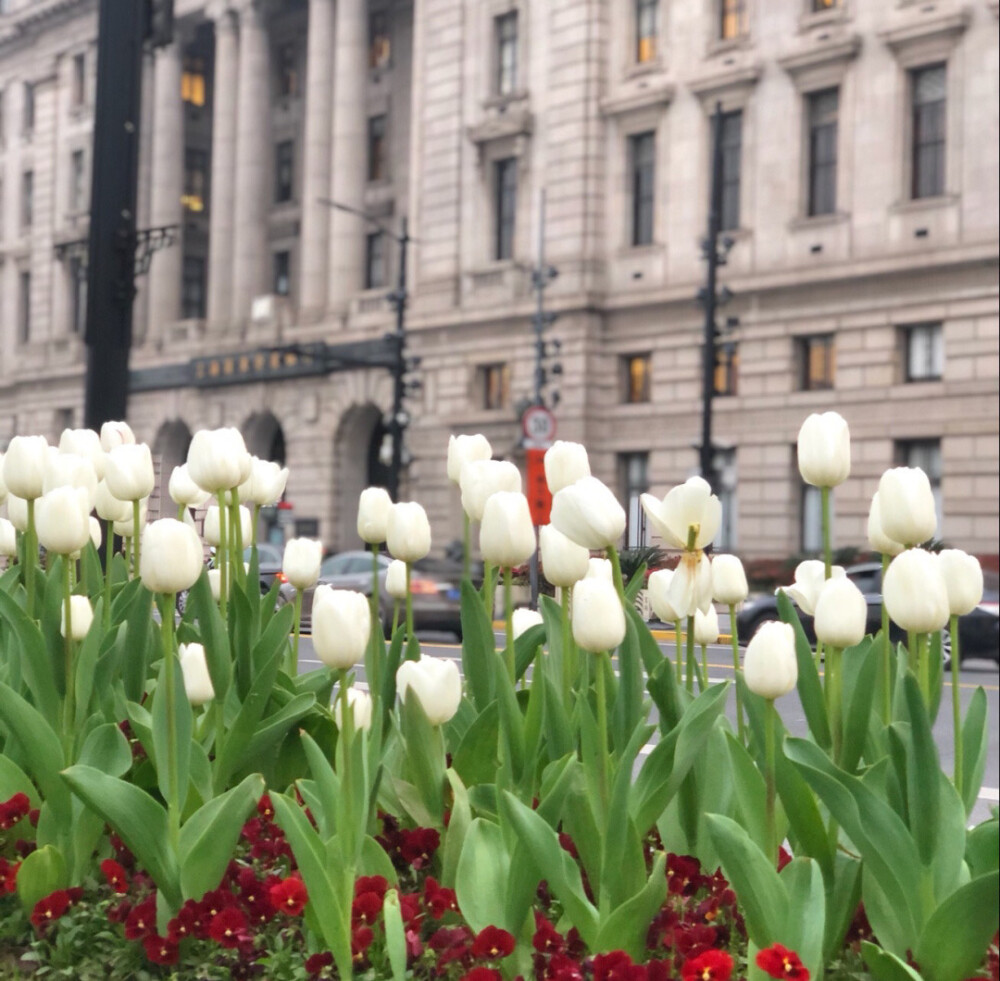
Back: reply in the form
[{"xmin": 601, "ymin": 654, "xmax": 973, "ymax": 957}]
[{"xmin": 1, "ymin": 0, "xmax": 998, "ymax": 560}]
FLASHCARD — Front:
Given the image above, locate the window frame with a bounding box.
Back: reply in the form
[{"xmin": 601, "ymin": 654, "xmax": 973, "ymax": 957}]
[
  {"xmin": 618, "ymin": 451, "xmax": 651, "ymax": 548},
  {"xmin": 71, "ymin": 53, "xmax": 86, "ymax": 108},
  {"xmin": 181, "ymin": 58, "xmax": 206, "ymax": 108},
  {"xmin": 621, "ymin": 352, "xmax": 652, "ymax": 404},
  {"xmin": 367, "ymin": 115, "xmax": 388, "ymax": 183},
  {"xmin": 635, "ymin": 0, "xmax": 660, "ymax": 64},
  {"xmin": 369, "ymin": 10, "xmax": 392, "ymax": 70},
  {"xmin": 18, "ymin": 269, "xmax": 31, "ymax": 343},
  {"xmin": 276, "ymin": 41, "xmax": 299, "ymax": 99},
  {"xmin": 806, "ymin": 87, "xmax": 838, "ymax": 217},
  {"xmin": 478, "ymin": 362, "xmax": 511, "ymax": 410},
  {"xmin": 718, "ymin": 109, "xmax": 742, "ymax": 232},
  {"xmin": 365, "ymin": 231, "xmax": 387, "ymax": 290},
  {"xmin": 183, "ymin": 147, "xmax": 208, "ymax": 213},
  {"xmin": 273, "ymin": 250, "xmax": 291, "ymax": 297},
  {"xmin": 70, "ymin": 149, "xmax": 86, "ymax": 213},
  {"xmin": 910, "ymin": 63, "xmax": 946, "ymax": 200},
  {"xmin": 274, "ymin": 140, "xmax": 294, "ymax": 204},
  {"xmin": 798, "ymin": 334, "xmax": 836, "ymax": 391},
  {"xmin": 718, "ymin": 0, "xmax": 748, "ymax": 41},
  {"xmin": 22, "ymin": 81, "xmax": 34, "ymax": 135},
  {"xmin": 903, "ymin": 322, "xmax": 944, "ymax": 382},
  {"xmin": 629, "ymin": 131, "xmax": 656, "ymax": 247},
  {"xmin": 714, "ymin": 342, "xmax": 739, "ymax": 396},
  {"xmin": 495, "ymin": 11, "xmax": 519, "ymax": 97},
  {"xmin": 69, "ymin": 256, "xmax": 87, "ymax": 334},
  {"xmin": 21, "ymin": 169, "xmax": 33, "ymax": 230},
  {"xmin": 493, "ymin": 157, "xmax": 518, "ymax": 261},
  {"xmin": 181, "ymin": 255, "xmax": 206, "ymax": 319}
]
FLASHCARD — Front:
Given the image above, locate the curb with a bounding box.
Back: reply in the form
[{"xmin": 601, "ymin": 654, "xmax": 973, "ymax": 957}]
[{"xmin": 491, "ymin": 620, "xmax": 733, "ymax": 644}]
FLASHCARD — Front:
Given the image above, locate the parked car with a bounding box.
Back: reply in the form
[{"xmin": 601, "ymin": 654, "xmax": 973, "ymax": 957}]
[
  {"xmin": 279, "ymin": 550, "xmax": 464, "ymax": 639},
  {"xmin": 735, "ymin": 562, "xmax": 999, "ymax": 665},
  {"xmin": 176, "ymin": 541, "xmax": 285, "ymax": 615}
]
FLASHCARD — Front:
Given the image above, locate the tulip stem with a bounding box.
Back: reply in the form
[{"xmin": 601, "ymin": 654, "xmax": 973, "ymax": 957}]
[
  {"xmin": 729, "ymin": 603, "xmax": 746, "ymax": 742},
  {"xmin": 607, "ymin": 546, "xmax": 627, "ymax": 607},
  {"xmin": 25, "ymin": 498, "xmax": 37, "ymax": 618},
  {"xmin": 764, "ymin": 698, "xmax": 777, "ymax": 866},
  {"xmin": 405, "ymin": 562, "xmax": 415, "ymax": 645},
  {"xmin": 338, "ymin": 668, "xmax": 353, "ymax": 846},
  {"xmin": 252, "ymin": 504, "xmax": 260, "ymax": 547},
  {"xmin": 462, "ymin": 512, "xmax": 470, "ymax": 582},
  {"xmin": 701, "ymin": 642, "xmax": 709, "ymax": 690},
  {"xmin": 291, "ymin": 588, "xmax": 303, "ymax": 676},
  {"xmin": 176, "ymin": 503, "xmax": 185, "ymax": 521},
  {"xmin": 160, "ymin": 592, "xmax": 181, "ymax": 852},
  {"xmin": 132, "ymin": 499, "xmax": 141, "ymax": 578},
  {"xmin": 103, "ymin": 519, "xmax": 114, "ymax": 630},
  {"xmin": 483, "ymin": 560, "xmax": 495, "ymax": 625},
  {"xmin": 392, "ymin": 602, "xmax": 400, "ymax": 637},
  {"xmin": 503, "ymin": 566, "xmax": 516, "ymax": 681},
  {"xmin": 821, "ymin": 486, "xmax": 832, "ymax": 581},
  {"xmin": 561, "ymin": 587, "xmax": 574, "ymax": 704},
  {"xmin": 881, "ymin": 553, "xmax": 892, "ymax": 724},
  {"xmin": 675, "ymin": 621, "xmax": 683, "ymax": 681},
  {"xmin": 229, "ymin": 490, "xmax": 245, "ymax": 587},
  {"xmin": 685, "ymin": 615, "xmax": 698, "ymax": 693},
  {"xmin": 62, "ymin": 557, "xmax": 75, "ymax": 755},
  {"xmin": 950, "ymin": 614, "xmax": 963, "ymax": 800},
  {"xmin": 827, "ymin": 645, "xmax": 843, "ymax": 765},
  {"xmin": 595, "ymin": 651, "xmax": 610, "ymax": 826},
  {"xmin": 216, "ymin": 493, "xmax": 228, "ymax": 620},
  {"xmin": 367, "ymin": 544, "xmax": 382, "ymax": 697}
]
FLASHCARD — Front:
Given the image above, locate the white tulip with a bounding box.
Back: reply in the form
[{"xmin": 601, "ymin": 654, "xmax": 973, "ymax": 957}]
[
  {"xmin": 88, "ymin": 516, "xmax": 102, "ymax": 551},
  {"xmin": 512, "ymin": 607, "xmax": 544, "ymax": 639},
  {"xmin": 781, "ymin": 560, "xmax": 846, "ymax": 617},
  {"xmin": 647, "ymin": 569, "xmax": 681, "ymax": 622},
  {"xmin": 694, "ymin": 606, "xmax": 720, "ymax": 646},
  {"xmin": 640, "ymin": 476, "xmax": 721, "ymax": 551},
  {"xmin": 207, "ymin": 568, "xmax": 222, "ymax": 601},
  {"xmin": 187, "ymin": 427, "xmax": 252, "ymax": 493},
  {"xmin": 712, "ymin": 554, "xmax": 749, "ymax": 606},
  {"xmin": 666, "ymin": 550, "xmax": 714, "ymax": 617},
  {"xmin": 936, "ymin": 549, "xmax": 983, "ymax": 617},
  {"xmin": 3, "ymin": 435, "xmax": 49, "ymax": 500},
  {"xmin": 396, "ymin": 656, "xmax": 463, "ymax": 726},
  {"xmin": 60, "ymin": 595, "xmax": 93, "ymax": 641},
  {"xmin": 867, "ymin": 492, "xmax": 905, "ymax": 557},
  {"xmin": 459, "ymin": 459, "xmax": 522, "ymax": 522},
  {"xmin": 544, "ymin": 441, "xmax": 591, "ymax": 495},
  {"xmin": 203, "ymin": 505, "xmax": 251, "ymax": 548},
  {"xmin": 334, "ymin": 687, "xmax": 374, "ymax": 732},
  {"xmin": 0, "ymin": 451, "xmax": 7, "ymax": 504},
  {"xmin": 113, "ymin": 499, "xmax": 147, "ymax": 539},
  {"xmin": 539, "ymin": 524, "xmax": 590, "ymax": 588},
  {"xmin": 814, "ymin": 577, "xmax": 868, "ymax": 649},
  {"xmin": 59, "ymin": 429, "xmax": 105, "ymax": 479},
  {"xmin": 6, "ymin": 495, "xmax": 28, "ymax": 532},
  {"xmin": 572, "ymin": 577, "xmax": 627, "ymax": 653},
  {"xmin": 312, "ymin": 589, "xmax": 371, "ymax": 670},
  {"xmin": 169, "ymin": 464, "xmax": 212, "ymax": 508},
  {"xmin": 385, "ymin": 559, "xmax": 408, "ymax": 600},
  {"xmin": 585, "ymin": 557, "xmax": 613, "ymax": 581},
  {"xmin": 94, "ymin": 479, "xmax": 132, "ymax": 523},
  {"xmin": 178, "ymin": 643, "xmax": 216, "ymax": 706},
  {"xmin": 550, "ymin": 476, "xmax": 627, "ymax": 550},
  {"xmin": 744, "ymin": 621, "xmax": 798, "ymax": 700},
  {"xmin": 480, "ymin": 491, "xmax": 536, "ymax": 568},
  {"xmin": 882, "ymin": 548, "xmax": 950, "ymax": 633},
  {"xmin": 44, "ymin": 452, "xmax": 98, "ymax": 509},
  {"xmin": 386, "ymin": 502, "xmax": 432, "ymax": 563},
  {"xmin": 104, "ymin": 444, "xmax": 155, "ymax": 502},
  {"xmin": 357, "ymin": 486, "xmax": 393, "ymax": 545},
  {"xmin": 878, "ymin": 467, "xmax": 937, "ymax": 547},
  {"xmin": 99, "ymin": 421, "xmax": 135, "ymax": 452},
  {"xmin": 239, "ymin": 457, "xmax": 290, "ymax": 507},
  {"xmin": 447, "ymin": 434, "xmax": 493, "ymax": 484},
  {"xmin": 283, "ymin": 538, "xmax": 323, "ymax": 590},
  {"xmin": 140, "ymin": 519, "xmax": 205, "ymax": 593},
  {"xmin": 0, "ymin": 518, "xmax": 16, "ymax": 557},
  {"xmin": 35, "ymin": 487, "xmax": 92, "ymax": 555},
  {"xmin": 797, "ymin": 412, "xmax": 851, "ymax": 488}
]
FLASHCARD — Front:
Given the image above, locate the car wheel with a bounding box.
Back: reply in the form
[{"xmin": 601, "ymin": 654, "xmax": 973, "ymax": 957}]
[
  {"xmin": 175, "ymin": 590, "xmax": 188, "ymax": 616},
  {"xmin": 940, "ymin": 627, "xmax": 953, "ymax": 670}
]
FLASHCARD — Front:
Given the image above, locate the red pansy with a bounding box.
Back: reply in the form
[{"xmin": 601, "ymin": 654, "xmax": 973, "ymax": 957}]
[
  {"xmin": 399, "ymin": 826, "xmax": 441, "ymax": 868},
  {"xmin": 142, "ymin": 935, "xmax": 179, "ymax": 965},
  {"xmin": 208, "ymin": 906, "xmax": 248, "ymax": 948},
  {"xmin": 305, "ymin": 951, "xmax": 334, "ymax": 976},
  {"xmin": 124, "ymin": 897, "xmax": 157, "ymax": 939},
  {"xmin": 424, "ymin": 876, "xmax": 460, "ymax": 918},
  {"xmin": 682, "ymin": 949, "xmax": 734, "ymax": 981},
  {"xmin": 352, "ymin": 889, "xmax": 384, "ymax": 924},
  {"xmin": 354, "ymin": 874, "xmax": 389, "ymax": 898},
  {"xmin": 462, "ymin": 970, "xmax": 502, "ymax": 981},
  {"xmin": 30, "ymin": 890, "xmax": 71, "ymax": 932},
  {"xmin": 0, "ymin": 792, "xmax": 30, "ymax": 830},
  {"xmin": 591, "ymin": 950, "xmax": 645, "ymax": 981},
  {"xmin": 471, "ymin": 925, "xmax": 516, "ymax": 959},
  {"xmin": 352, "ymin": 925, "xmax": 375, "ymax": 960},
  {"xmin": 270, "ymin": 874, "xmax": 309, "ymax": 915},
  {"xmin": 100, "ymin": 858, "xmax": 130, "ymax": 893},
  {"xmin": 756, "ymin": 944, "xmax": 810, "ymax": 981},
  {"xmin": 533, "ymin": 912, "xmax": 565, "ymax": 953}
]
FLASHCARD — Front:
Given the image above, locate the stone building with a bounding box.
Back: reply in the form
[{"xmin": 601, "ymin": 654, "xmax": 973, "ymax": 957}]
[{"xmin": 1, "ymin": 0, "xmax": 997, "ymax": 561}]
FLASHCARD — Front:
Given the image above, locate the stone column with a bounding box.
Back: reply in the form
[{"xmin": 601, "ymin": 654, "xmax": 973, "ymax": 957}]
[
  {"xmin": 297, "ymin": 0, "xmax": 335, "ymax": 315},
  {"xmin": 230, "ymin": 0, "xmax": 272, "ymax": 323},
  {"xmin": 206, "ymin": 6, "xmax": 239, "ymax": 327},
  {"xmin": 326, "ymin": 0, "xmax": 368, "ymax": 311},
  {"xmin": 146, "ymin": 41, "xmax": 184, "ymax": 339}
]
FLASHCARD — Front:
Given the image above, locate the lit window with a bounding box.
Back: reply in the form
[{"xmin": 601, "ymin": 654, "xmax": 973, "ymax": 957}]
[
  {"xmin": 70, "ymin": 150, "xmax": 86, "ymax": 213},
  {"xmin": 495, "ymin": 11, "xmax": 518, "ymax": 96},
  {"xmin": 277, "ymin": 42, "xmax": 298, "ymax": 98},
  {"xmin": 897, "ymin": 438, "xmax": 943, "ymax": 535},
  {"xmin": 798, "ymin": 334, "xmax": 835, "ymax": 390},
  {"xmin": 636, "ymin": 0, "xmax": 659, "ymax": 64},
  {"xmin": 72, "ymin": 53, "xmax": 86, "ymax": 107},
  {"xmin": 630, "ymin": 131, "xmax": 655, "ymax": 247},
  {"xmin": 904, "ymin": 323, "xmax": 944, "ymax": 382},
  {"xmin": 619, "ymin": 452, "xmax": 650, "ymax": 548},
  {"xmin": 368, "ymin": 116, "xmax": 387, "ymax": 182},
  {"xmin": 181, "ymin": 58, "xmax": 206, "ymax": 107},
  {"xmin": 911, "ymin": 64, "xmax": 946, "ymax": 199},
  {"xmin": 811, "ymin": 0, "xmax": 839, "ymax": 9},
  {"xmin": 494, "ymin": 157, "xmax": 517, "ymax": 261},
  {"xmin": 182, "ymin": 256, "xmax": 206, "ymax": 318},
  {"xmin": 18, "ymin": 270, "xmax": 31, "ymax": 342},
  {"xmin": 719, "ymin": 110, "xmax": 742, "ymax": 232},
  {"xmin": 183, "ymin": 148, "xmax": 208, "ymax": 212},
  {"xmin": 69, "ymin": 257, "xmax": 87, "ymax": 334},
  {"xmin": 479, "ymin": 363, "xmax": 510, "ymax": 410},
  {"xmin": 273, "ymin": 251, "xmax": 291, "ymax": 297},
  {"xmin": 622, "ymin": 353, "xmax": 651, "ymax": 403},
  {"xmin": 714, "ymin": 342, "xmax": 738, "ymax": 396},
  {"xmin": 365, "ymin": 231, "xmax": 386, "ymax": 289},
  {"xmin": 274, "ymin": 141, "xmax": 294, "ymax": 203},
  {"xmin": 719, "ymin": 0, "xmax": 747, "ymax": 41},
  {"xmin": 807, "ymin": 88, "xmax": 838, "ymax": 216},
  {"xmin": 369, "ymin": 11, "xmax": 391, "ymax": 69}
]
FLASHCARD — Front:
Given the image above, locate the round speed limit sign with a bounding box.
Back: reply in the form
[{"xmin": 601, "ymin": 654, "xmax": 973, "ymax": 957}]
[{"xmin": 522, "ymin": 405, "xmax": 557, "ymax": 447}]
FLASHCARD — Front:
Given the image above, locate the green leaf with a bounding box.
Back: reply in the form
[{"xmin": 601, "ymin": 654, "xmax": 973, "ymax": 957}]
[
  {"xmin": 514, "ymin": 623, "xmax": 546, "ymax": 681},
  {"xmin": 780, "ymin": 858, "xmax": 826, "ymax": 981},
  {"xmin": 493, "ymin": 653, "xmax": 526, "ymax": 784},
  {"xmin": 901, "ymin": 673, "xmax": 940, "ymax": 867},
  {"xmin": 383, "ymin": 890, "xmax": 408, "ymax": 981},
  {"xmin": 0, "ymin": 591, "xmax": 60, "ymax": 728},
  {"xmin": 456, "ymin": 819, "xmax": 515, "ymax": 933},
  {"xmin": 0, "ymin": 755, "xmax": 37, "ymax": 806},
  {"xmin": 823, "ymin": 853, "xmax": 862, "ymax": 962},
  {"xmin": 399, "ymin": 694, "xmax": 447, "ymax": 826},
  {"xmin": 625, "ymin": 603, "xmax": 666, "ymax": 676},
  {"xmin": 961, "ymin": 687, "xmax": 989, "ymax": 814},
  {"xmin": 451, "ymin": 700, "xmax": 501, "ymax": 788},
  {"xmin": 442, "ymin": 769, "xmax": 472, "ymax": 889},
  {"xmin": 461, "ymin": 578, "xmax": 496, "ymax": 711},
  {"xmin": 244, "ymin": 693, "xmax": 317, "ymax": 774},
  {"xmin": 16, "ymin": 845, "xmax": 68, "ymax": 916},
  {"xmin": 73, "ymin": 626, "xmax": 116, "ymax": 731},
  {"xmin": 611, "ymin": 616, "xmax": 645, "ymax": 751},
  {"xmin": 77, "ymin": 723, "xmax": 132, "ymax": 778},
  {"xmin": 647, "ymin": 656, "xmax": 682, "ymax": 734},
  {"xmin": 151, "ymin": 656, "xmax": 193, "ymax": 813},
  {"xmin": 187, "ymin": 571, "xmax": 233, "ymax": 700},
  {"xmin": 595, "ymin": 852, "xmax": 668, "ymax": 958},
  {"xmin": 862, "ymin": 942, "xmax": 926, "ymax": 981},
  {"xmin": 840, "ymin": 639, "xmax": 877, "ymax": 773},
  {"xmin": 777, "ymin": 591, "xmax": 831, "ymax": 750},
  {"xmin": 965, "ymin": 816, "xmax": 999, "ymax": 877},
  {"xmin": 724, "ymin": 731, "xmax": 768, "ymax": 852},
  {"xmin": 121, "ymin": 587, "xmax": 154, "ymax": 704}
]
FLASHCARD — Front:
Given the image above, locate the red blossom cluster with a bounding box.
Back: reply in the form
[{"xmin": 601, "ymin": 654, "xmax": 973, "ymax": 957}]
[
  {"xmin": 0, "ymin": 792, "xmax": 30, "ymax": 830},
  {"xmin": 29, "ymin": 887, "xmax": 83, "ymax": 934}
]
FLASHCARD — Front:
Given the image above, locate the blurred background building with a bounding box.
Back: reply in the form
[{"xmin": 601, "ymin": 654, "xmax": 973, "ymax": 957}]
[{"xmin": 1, "ymin": 0, "xmax": 997, "ymax": 561}]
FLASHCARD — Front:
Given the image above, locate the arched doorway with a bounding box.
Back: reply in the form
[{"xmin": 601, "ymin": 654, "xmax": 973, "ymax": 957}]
[
  {"xmin": 333, "ymin": 403, "xmax": 389, "ymax": 549},
  {"xmin": 152, "ymin": 420, "xmax": 192, "ymax": 520},
  {"xmin": 242, "ymin": 411, "xmax": 287, "ymax": 545}
]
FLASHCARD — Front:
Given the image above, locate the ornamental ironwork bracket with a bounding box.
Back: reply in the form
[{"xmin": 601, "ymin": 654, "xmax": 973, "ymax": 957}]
[{"xmin": 52, "ymin": 224, "xmax": 180, "ymax": 279}]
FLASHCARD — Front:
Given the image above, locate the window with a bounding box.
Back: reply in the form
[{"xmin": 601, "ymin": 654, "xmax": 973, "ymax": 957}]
[
  {"xmin": 181, "ymin": 58, "xmax": 206, "ymax": 107},
  {"xmin": 495, "ymin": 11, "xmax": 518, "ymax": 96},
  {"xmin": 365, "ymin": 231, "xmax": 387, "ymax": 289},
  {"xmin": 479, "ymin": 363, "xmax": 510, "ymax": 410},
  {"xmin": 911, "ymin": 64, "xmax": 946, "ymax": 199},
  {"xmin": 719, "ymin": 110, "xmax": 742, "ymax": 232},
  {"xmin": 23, "ymin": 81, "xmax": 34, "ymax": 134},
  {"xmin": 183, "ymin": 148, "xmax": 208, "ymax": 212},
  {"xmin": 273, "ymin": 251, "xmax": 291, "ymax": 297},
  {"xmin": 274, "ymin": 141, "xmax": 294, "ymax": 203},
  {"xmin": 182, "ymin": 256, "xmax": 206, "ymax": 318},
  {"xmin": 716, "ymin": 448, "xmax": 737, "ymax": 549},
  {"xmin": 904, "ymin": 323, "xmax": 944, "ymax": 382},
  {"xmin": 714, "ymin": 342, "xmax": 738, "ymax": 396},
  {"xmin": 72, "ymin": 53, "xmax": 86, "ymax": 107},
  {"xmin": 897, "ymin": 438, "xmax": 943, "ymax": 535},
  {"xmin": 18, "ymin": 270, "xmax": 31, "ymax": 342},
  {"xmin": 21, "ymin": 170, "xmax": 33, "ymax": 230},
  {"xmin": 622, "ymin": 353, "xmax": 651, "ymax": 403},
  {"xmin": 799, "ymin": 334, "xmax": 835, "ymax": 390},
  {"xmin": 630, "ymin": 131, "xmax": 656, "ymax": 247},
  {"xmin": 369, "ymin": 10, "xmax": 391, "ymax": 69},
  {"xmin": 807, "ymin": 88, "xmax": 838, "ymax": 216},
  {"xmin": 70, "ymin": 150, "xmax": 86, "ymax": 213},
  {"xmin": 800, "ymin": 484, "xmax": 834, "ymax": 553},
  {"xmin": 494, "ymin": 157, "xmax": 518, "ymax": 260},
  {"xmin": 367, "ymin": 115, "xmax": 387, "ymax": 183},
  {"xmin": 636, "ymin": 0, "xmax": 659, "ymax": 63},
  {"xmin": 719, "ymin": 0, "xmax": 747, "ymax": 40},
  {"xmin": 69, "ymin": 257, "xmax": 87, "ymax": 334},
  {"xmin": 811, "ymin": 0, "xmax": 839, "ymax": 9},
  {"xmin": 277, "ymin": 42, "xmax": 298, "ymax": 97},
  {"xmin": 619, "ymin": 452, "xmax": 650, "ymax": 548}
]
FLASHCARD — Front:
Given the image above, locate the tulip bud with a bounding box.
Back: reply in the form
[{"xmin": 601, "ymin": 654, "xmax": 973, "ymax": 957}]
[
  {"xmin": 797, "ymin": 412, "xmax": 851, "ymax": 488},
  {"xmin": 572, "ymin": 577, "xmax": 627, "ymax": 653},
  {"xmin": 35, "ymin": 487, "xmax": 92, "ymax": 555},
  {"xmin": 0, "ymin": 518, "xmax": 16, "ymax": 557},
  {"xmin": 396, "ymin": 656, "xmax": 463, "ymax": 726},
  {"xmin": 334, "ymin": 687, "xmax": 374, "ymax": 732},
  {"xmin": 105, "ymin": 444, "xmax": 155, "ymax": 502},
  {"xmin": 936, "ymin": 549, "xmax": 983, "ymax": 617},
  {"xmin": 203, "ymin": 505, "xmax": 252, "ymax": 548},
  {"xmin": 2, "ymin": 435, "xmax": 49, "ymax": 500},
  {"xmin": 6, "ymin": 495, "xmax": 28, "ymax": 532},
  {"xmin": 447, "ymin": 434, "xmax": 492, "ymax": 484},
  {"xmin": 178, "ymin": 643, "xmax": 216, "ymax": 706},
  {"xmin": 357, "ymin": 486, "xmax": 393, "ymax": 545},
  {"xmin": 694, "ymin": 606, "xmax": 720, "ymax": 646},
  {"xmin": 585, "ymin": 557, "xmax": 613, "ymax": 581},
  {"xmin": 550, "ymin": 476, "xmax": 627, "ymax": 550},
  {"xmin": 460, "ymin": 460, "xmax": 522, "ymax": 522},
  {"xmin": 512, "ymin": 608, "xmax": 544, "ymax": 639},
  {"xmin": 539, "ymin": 524, "xmax": 590, "ymax": 588},
  {"xmin": 667, "ymin": 550, "xmax": 714, "ymax": 617},
  {"xmin": 387, "ymin": 502, "xmax": 432, "ymax": 563},
  {"xmin": 480, "ymin": 491, "xmax": 536, "ymax": 568},
  {"xmin": 640, "ymin": 477, "xmax": 721, "ymax": 550},
  {"xmin": 58, "ymin": 429, "xmax": 104, "ymax": 477},
  {"xmin": 878, "ymin": 467, "xmax": 937, "ymax": 547},
  {"xmin": 647, "ymin": 569, "xmax": 681, "ymax": 622},
  {"xmin": 207, "ymin": 568, "xmax": 222, "ymax": 601},
  {"xmin": 283, "ymin": 538, "xmax": 323, "ymax": 590},
  {"xmin": 60, "ymin": 594, "xmax": 94, "ymax": 641},
  {"xmin": 99, "ymin": 421, "xmax": 135, "ymax": 452},
  {"xmin": 781, "ymin": 560, "xmax": 846, "ymax": 617},
  {"xmin": 744, "ymin": 621, "xmax": 798, "ymax": 700},
  {"xmin": 312, "ymin": 589, "xmax": 371, "ymax": 670},
  {"xmin": 114, "ymin": 500, "xmax": 148, "ymax": 540},
  {"xmin": 240, "ymin": 457, "xmax": 290, "ymax": 507},
  {"xmin": 187, "ymin": 427, "xmax": 252, "ymax": 493},
  {"xmin": 385, "ymin": 559, "xmax": 408, "ymax": 600},
  {"xmin": 712, "ymin": 554, "xmax": 748, "ymax": 606},
  {"xmin": 882, "ymin": 548, "xmax": 950, "ymax": 633},
  {"xmin": 814, "ymin": 577, "xmax": 868, "ymax": 649},
  {"xmin": 94, "ymin": 479, "xmax": 132, "ymax": 523},
  {"xmin": 44, "ymin": 452, "xmax": 98, "ymax": 511},
  {"xmin": 867, "ymin": 492, "xmax": 904, "ymax": 557},
  {"xmin": 88, "ymin": 516, "xmax": 102, "ymax": 551},
  {"xmin": 169, "ymin": 464, "xmax": 212, "ymax": 508},
  {"xmin": 140, "ymin": 519, "xmax": 205, "ymax": 594},
  {"xmin": 544, "ymin": 441, "xmax": 591, "ymax": 495}
]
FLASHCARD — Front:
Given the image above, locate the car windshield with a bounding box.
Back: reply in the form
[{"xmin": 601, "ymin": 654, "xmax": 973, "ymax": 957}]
[{"xmin": 245, "ymin": 543, "xmax": 284, "ymax": 565}]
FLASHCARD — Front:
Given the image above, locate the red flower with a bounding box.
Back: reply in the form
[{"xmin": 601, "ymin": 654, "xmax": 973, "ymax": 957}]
[
  {"xmin": 0, "ymin": 858, "xmax": 20, "ymax": 895},
  {"xmin": 400, "ymin": 827, "xmax": 441, "ymax": 868},
  {"xmin": 0, "ymin": 792, "xmax": 31, "ymax": 830},
  {"xmin": 591, "ymin": 950, "xmax": 645, "ymax": 981},
  {"xmin": 756, "ymin": 944, "xmax": 810, "ymax": 981},
  {"xmin": 30, "ymin": 890, "xmax": 71, "ymax": 932},
  {"xmin": 777, "ymin": 846, "xmax": 793, "ymax": 871},
  {"xmin": 352, "ymin": 925, "xmax": 375, "ymax": 961},
  {"xmin": 354, "ymin": 874, "xmax": 389, "ymax": 898},
  {"xmin": 682, "ymin": 950, "xmax": 734, "ymax": 981},
  {"xmin": 257, "ymin": 793, "xmax": 275, "ymax": 821},
  {"xmin": 352, "ymin": 889, "xmax": 384, "ymax": 925},
  {"xmin": 666, "ymin": 853, "xmax": 703, "ymax": 895},
  {"xmin": 471, "ymin": 925, "xmax": 516, "ymax": 960},
  {"xmin": 533, "ymin": 912, "xmax": 565, "ymax": 953},
  {"xmin": 100, "ymin": 858, "xmax": 130, "ymax": 893},
  {"xmin": 547, "ymin": 954, "xmax": 585, "ymax": 981},
  {"xmin": 270, "ymin": 874, "xmax": 309, "ymax": 915},
  {"xmin": 399, "ymin": 890, "xmax": 423, "ymax": 927},
  {"xmin": 142, "ymin": 935, "xmax": 179, "ymax": 965},
  {"xmin": 424, "ymin": 876, "xmax": 460, "ymax": 919},
  {"xmin": 208, "ymin": 906, "xmax": 248, "ymax": 948},
  {"xmin": 305, "ymin": 951, "xmax": 334, "ymax": 976},
  {"xmin": 463, "ymin": 970, "xmax": 502, "ymax": 981},
  {"xmin": 124, "ymin": 897, "xmax": 157, "ymax": 939}
]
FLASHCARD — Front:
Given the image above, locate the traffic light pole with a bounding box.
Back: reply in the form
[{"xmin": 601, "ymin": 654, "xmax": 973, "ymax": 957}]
[{"xmin": 387, "ymin": 217, "xmax": 410, "ymax": 503}]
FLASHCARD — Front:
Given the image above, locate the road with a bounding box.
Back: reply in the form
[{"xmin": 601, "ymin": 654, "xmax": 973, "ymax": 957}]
[{"xmin": 296, "ymin": 631, "xmax": 1000, "ymax": 826}]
